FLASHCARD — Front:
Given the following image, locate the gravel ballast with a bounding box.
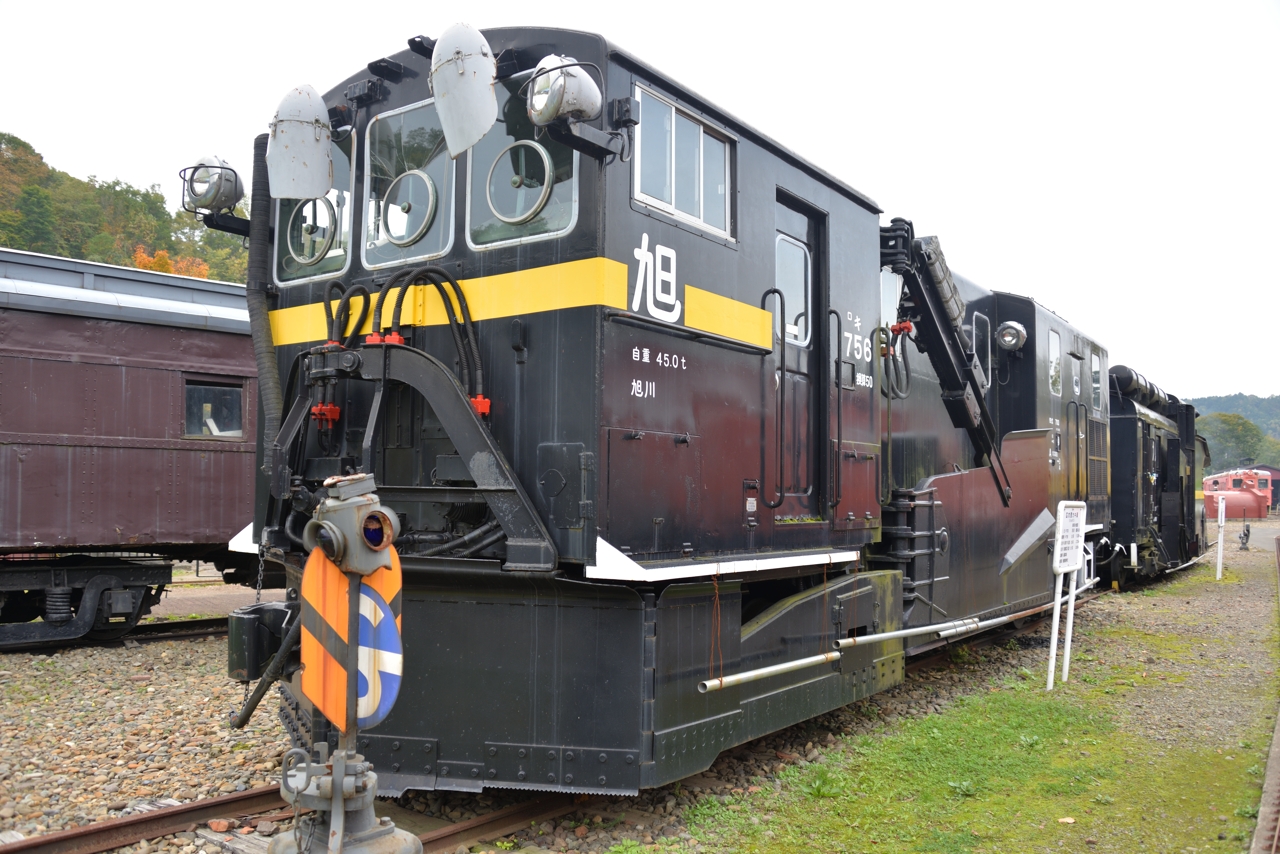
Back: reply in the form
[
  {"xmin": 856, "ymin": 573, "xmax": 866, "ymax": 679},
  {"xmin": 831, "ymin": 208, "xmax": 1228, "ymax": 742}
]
[{"xmin": 1, "ymin": 520, "xmax": 1274, "ymax": 854}]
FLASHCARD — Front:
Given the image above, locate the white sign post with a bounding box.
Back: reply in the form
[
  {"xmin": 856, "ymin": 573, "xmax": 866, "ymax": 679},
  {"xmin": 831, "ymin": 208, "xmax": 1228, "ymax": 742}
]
[
  {"xmin": 1047, "ymin": 501, "xmax": 1087, "ymax": 691},
  {"xmin": 1216, "ymin": 496, "xmax": 1227, "ymax": 580}
]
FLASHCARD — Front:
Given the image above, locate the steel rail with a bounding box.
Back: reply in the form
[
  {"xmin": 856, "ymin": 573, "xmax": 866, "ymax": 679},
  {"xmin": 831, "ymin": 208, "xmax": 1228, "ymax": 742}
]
[
  {"xmin": 0, "ymin": 787, "xmax": 285, "ymax": 854},
  {"xmin": 419, "ymin": 794, "xmax": 575, "ymax": 854}
]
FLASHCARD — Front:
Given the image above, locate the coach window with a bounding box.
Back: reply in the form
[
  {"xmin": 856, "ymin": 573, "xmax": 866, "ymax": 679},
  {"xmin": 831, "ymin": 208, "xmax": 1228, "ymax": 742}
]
[
  {"xmin": 1048, "ymin": 330, "xmax": 1062, "ymax": 396},
  {"xmin": 276, "ymin": 136, "xmax": 355, "ymax": 284},
  {"xmin": 185, "ymin": 381, "xmax": 243, "ymax": 438},
  {"xmin": 635, "ymin": 87, "xmax": 731, "ymax": 236},
  {"xmin": 363, "ymin": 99, "xmax": 454, "ymax": 269},
  {"xmin": 774, "ymin": 235, "xmax": 810, "ymax": 345}
]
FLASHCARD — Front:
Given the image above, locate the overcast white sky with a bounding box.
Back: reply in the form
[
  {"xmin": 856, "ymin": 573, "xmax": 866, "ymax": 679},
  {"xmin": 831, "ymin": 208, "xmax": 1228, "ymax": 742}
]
[{"xmin": 2, "ymin": 1, "xmax": 1276, "ymax": 397}]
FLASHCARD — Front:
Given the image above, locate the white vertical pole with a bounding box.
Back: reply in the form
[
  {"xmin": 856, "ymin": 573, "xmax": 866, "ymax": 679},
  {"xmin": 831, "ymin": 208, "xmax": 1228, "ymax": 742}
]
[
  {"xmin": 1062, "ymin": 566, "xmax": 1079, "ymax": 682},
  {"xmin": 1216, "ymin": 496, "xmax": 1227, "ymax": 580},
  {"xmin": 1046, "ymin": 571, "xmax": 1065, "ymax": 691}
]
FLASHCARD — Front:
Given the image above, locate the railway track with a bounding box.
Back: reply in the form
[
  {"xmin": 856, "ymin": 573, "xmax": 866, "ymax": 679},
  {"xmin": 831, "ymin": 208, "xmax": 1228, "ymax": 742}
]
[
  {"xmin": 0, "ymin": 589, "xmax": 1108, "ymax": 854},
  {"xmin": 0, "ymin": 618, "xmax": 229, "ymax": 656},
  {"xmin": 0, "ymin": 785, "xmax": 576, "ymax": 854}
]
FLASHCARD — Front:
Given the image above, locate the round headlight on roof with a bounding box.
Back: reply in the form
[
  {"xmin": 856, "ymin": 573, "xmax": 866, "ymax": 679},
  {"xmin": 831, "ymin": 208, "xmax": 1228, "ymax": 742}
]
[
  {"xmin": 996, "ymin": 321, "xmax": 1028, "ymax": 351},
  {"xmin": 527, "ymin": 55, "xmax": 602, "ymax": 127}
]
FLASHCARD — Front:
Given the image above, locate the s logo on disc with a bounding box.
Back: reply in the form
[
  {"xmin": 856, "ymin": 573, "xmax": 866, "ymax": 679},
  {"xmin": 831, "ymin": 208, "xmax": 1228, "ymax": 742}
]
[{"xmin": 356, "ymin": 584, "xmax": 403, "ymax": 729}]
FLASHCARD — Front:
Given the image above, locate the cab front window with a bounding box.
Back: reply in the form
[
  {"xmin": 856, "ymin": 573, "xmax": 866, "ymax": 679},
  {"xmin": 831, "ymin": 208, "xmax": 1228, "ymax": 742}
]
[
  {"xmin": 467, "ymin": 75, "xmax": 577, "ymax": 249},
  {"xmin": 364, "ymin": 99, "xmax": 455, "ymax": 269},
  {"xmin": 275, "ymin": 136, "xmax": 355, "ymax": 284}
]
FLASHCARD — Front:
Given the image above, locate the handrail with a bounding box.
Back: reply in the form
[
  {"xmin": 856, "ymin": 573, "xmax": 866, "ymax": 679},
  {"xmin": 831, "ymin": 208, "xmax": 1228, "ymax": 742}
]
[
  {"xmin": 828, "ymin": 308, "xmax": 843, "ymax": 509},
  {"xmin": 760, "ymin": 288, "xmax": 786, "ymax": 509}
]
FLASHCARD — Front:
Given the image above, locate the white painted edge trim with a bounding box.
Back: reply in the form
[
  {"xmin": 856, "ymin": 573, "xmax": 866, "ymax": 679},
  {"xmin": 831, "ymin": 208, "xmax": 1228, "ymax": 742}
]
[
  {"xmin": 585, "ymin": 536, "xmax": 859, "ymax": 582},
  {"xmin": 229, "ymin": 523, "xmax": 256, "ymax": 554}
]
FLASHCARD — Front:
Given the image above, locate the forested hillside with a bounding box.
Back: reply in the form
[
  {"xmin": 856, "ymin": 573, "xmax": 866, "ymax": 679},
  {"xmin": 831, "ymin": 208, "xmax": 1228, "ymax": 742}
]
[
  {"xmin": 1198, "ymin": 412, "xmax": 1280, "ymax": 471},
  {"xmin": 0, "ymin": 133, "xmax": 246, "ymax": 282},
  {"xmin": 1189, "ymin": 393, "xmax": 1280, "ymax": 440}
]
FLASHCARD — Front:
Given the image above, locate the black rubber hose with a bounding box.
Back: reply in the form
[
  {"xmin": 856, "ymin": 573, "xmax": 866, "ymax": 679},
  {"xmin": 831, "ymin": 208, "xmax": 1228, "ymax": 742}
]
[
  {"xmin": 322, "ymin": 281, "xmax": 345, "ymax": 340},
  {"xmin": 342, "ymin": 286, "xmax": 370, "ymax": 349},
  {"xmin": 399, "ymin": 268, "xmax": 472, "ymax": 394},
  {"xmin": 420, "ymin": 519, "xmax": 501, "ymax": 557},
  {"xmin": 284, "ymin": 510, "xmax": 307, "ymax": 547},
  {"xmin": 458, "ymin": 529, "xmax": 506, "ymax": 558},
  {"xmin": 372, "ymin": 270, "xmax": 412, "ymax": 336},
  {"xmin": 230, "ymin": 614, "xmax": 302, "ymax": 730},
  {"xmin": 246, "ymin": 134, "xmax": 283, "ymax": 466},
  {"xmin": 426, "ymin": 267, "xmax": 484, "ymax": 398}
]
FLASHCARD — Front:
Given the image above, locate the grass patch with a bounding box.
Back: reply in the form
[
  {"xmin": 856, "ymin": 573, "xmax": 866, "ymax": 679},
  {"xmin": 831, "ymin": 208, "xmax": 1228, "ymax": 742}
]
[{"xmin": 686, "ymin": 685, "xmax": 1268, "ymax": 853}]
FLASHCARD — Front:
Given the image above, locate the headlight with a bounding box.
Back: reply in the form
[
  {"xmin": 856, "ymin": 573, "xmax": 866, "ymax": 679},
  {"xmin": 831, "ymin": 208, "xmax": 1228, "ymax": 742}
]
[
  {"xmin": 302, "ymin": 519, "xmax": 346, "ymax": 563},
  {"xmin": 996, "ymin": 321, "xmax": 1028, "ymax": 351},
  {"xmin": 527, "ymin": 55, "xmax": 602, "ymax": 127},
  {"xmin": 361, "ymin": 510, "xmax": 400, "ymax": 551},
  {"xmin": 182, "ymin": 156, "xmax": 243, "ymax": 213}
]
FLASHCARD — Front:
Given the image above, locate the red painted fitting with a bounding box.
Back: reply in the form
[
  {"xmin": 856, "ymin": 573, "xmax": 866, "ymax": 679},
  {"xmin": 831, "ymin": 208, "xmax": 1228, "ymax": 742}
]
[
  {"xmin": 310, "ymin": 402, "xmax": 341, "ymax": 427},
  {"xmin": 365, "ymin": 333, "xmax": 384, "ymax": 344},
  {"xmin": 890, "ymin": 321, "xmax": 913, "ymax": 336},
  {"xmin": 384, "ymin": 332, "xmax": 405, "ymax": 345},
  {"xmin": 470, "ymin": 395, "xmax": 491, "ymax": 417}
]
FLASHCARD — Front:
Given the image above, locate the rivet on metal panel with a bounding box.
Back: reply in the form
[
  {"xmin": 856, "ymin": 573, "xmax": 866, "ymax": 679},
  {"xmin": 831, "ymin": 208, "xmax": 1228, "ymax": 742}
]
[
  {"xmin": 547, "ymin": 750, "xmax": 556, "ymax": 760},
  {"xmin": 518, "ymin": 771, "xmax": 526, "ymax": 780},
  {"xmin": 598, "ymin": 776, "xmax": 606, "ymax": 785},
  {"xmin": 423, "ymin": 744, "xmax": 433, "ymax": 753},
  {"xmin": 565, "ymin": 774, "xmax": 574, "ymax": 784},
  {"xmin": 565, "ymin": 751, "xmax": 574, "ymax": 762},
  {"xmin": 488, "ymin": 747, "xmax": 498, "ymax": 756},
  {"xmin": 625, "ymin": 755, "xmax": 634, "ymax": 764},
  {"xmin": 488, "ymin": 769, "xmax": 496, "ymax": 778},
  {"xmin": 424, "ymin": 765, "xmax": 432, "ymax": 773},
  {"xmin": 546, "ymin": 773, "xmax": 556, "ymax": 782},
  {"xmin": 392, "ymin": 763, "xmax": 400, "ymax": 772},
  {"xmin": 598, "ymin": 753, "xmax": 607, "ymax": 763},
  {"xmin": 518, "ymin": 748, "xmax": 527, "ymax": 758},
  {"xmin": 471, "ymin": 768, "xmax": 479, "ymax": 777},
  {"xmin": 392, "ymin": 741, "xmax": 400, "ymax": 750},
  {"xmin": 441, "ymin": 766, "xmax": 449, "ymax": 776}
]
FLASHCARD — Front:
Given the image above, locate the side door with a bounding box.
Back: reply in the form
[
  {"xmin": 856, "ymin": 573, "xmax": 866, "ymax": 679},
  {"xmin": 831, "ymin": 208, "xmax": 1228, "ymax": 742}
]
[{"xmin": 769, "ymin": 200, "xmax": 823, "ymax": 520}]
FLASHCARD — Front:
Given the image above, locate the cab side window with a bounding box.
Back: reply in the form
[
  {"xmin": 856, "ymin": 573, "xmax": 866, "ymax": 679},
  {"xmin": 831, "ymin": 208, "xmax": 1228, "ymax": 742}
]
[
  {"xmin": 1048, "ymin": 329, "xmax": 1062, "ymax": 396},
  {"xmin": 635, "ymin": 87, "xmax": 731, "ymax": 235}
]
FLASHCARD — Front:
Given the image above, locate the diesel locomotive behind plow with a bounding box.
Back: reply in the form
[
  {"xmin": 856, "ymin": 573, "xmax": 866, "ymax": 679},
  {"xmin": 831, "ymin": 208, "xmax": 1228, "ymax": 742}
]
[{"xmin": 201, "ymin": 24, "xmax": 1208, "ymax": 819}]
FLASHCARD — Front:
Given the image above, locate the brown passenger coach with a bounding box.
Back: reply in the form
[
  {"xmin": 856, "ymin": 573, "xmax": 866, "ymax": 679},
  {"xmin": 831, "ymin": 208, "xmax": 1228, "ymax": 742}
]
[{"xmin": 0, "ymin": 247, "xmax": 257, "ymax": 645}]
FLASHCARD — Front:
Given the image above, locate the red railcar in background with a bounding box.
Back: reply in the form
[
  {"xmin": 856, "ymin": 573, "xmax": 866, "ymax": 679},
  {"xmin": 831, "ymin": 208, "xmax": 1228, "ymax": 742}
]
[
  {"xmin": 0, "ymin": 248, "xmax": 256, "ymax": 646},
  {"xmin": 1203, "ymin": 469, "xmax": 1271, "ymax": 520}
]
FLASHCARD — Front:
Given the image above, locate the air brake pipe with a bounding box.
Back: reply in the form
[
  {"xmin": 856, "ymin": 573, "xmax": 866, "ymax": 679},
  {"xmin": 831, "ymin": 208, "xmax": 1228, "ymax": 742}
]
[
  {"xmin": 833, "ymin": 576, "xmax": 1100, "ymax": 649},
  {"xmin": 935, "ymin": 577, "xmax": 1098, "ymax": 638},
  {"xmin": 698, "ymin": 651, "xmax": 841, "ymax": 694}
]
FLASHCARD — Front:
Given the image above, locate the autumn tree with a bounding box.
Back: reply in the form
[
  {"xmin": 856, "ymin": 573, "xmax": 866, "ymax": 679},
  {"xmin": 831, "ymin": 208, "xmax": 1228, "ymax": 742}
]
[{"xmin": 0, "ymin": 132, "xmax": 243, "ymax": 281}]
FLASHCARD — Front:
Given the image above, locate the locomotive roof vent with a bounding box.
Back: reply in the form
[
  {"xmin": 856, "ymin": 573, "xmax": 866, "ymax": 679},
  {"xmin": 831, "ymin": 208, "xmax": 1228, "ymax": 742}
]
[
  {"xmin": 430, "ymin": 22, "xmax": 498, "ymax": 158},
  {"xmin": 266, "ymin": 84, "xmax": 333, "ymax": 200}
]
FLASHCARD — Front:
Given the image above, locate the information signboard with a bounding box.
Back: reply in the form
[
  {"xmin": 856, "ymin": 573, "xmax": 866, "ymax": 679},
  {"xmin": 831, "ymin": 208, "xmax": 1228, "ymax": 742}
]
[{"xmin": 1051, "ymin": 501, "xmax": 1087, "ymax": 575}]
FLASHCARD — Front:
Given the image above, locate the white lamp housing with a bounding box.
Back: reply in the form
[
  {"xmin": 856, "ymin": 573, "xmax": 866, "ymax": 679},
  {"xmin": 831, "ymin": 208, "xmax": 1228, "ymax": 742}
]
[
  {"xmin": 431, "ymin": 23, "xmax": 498, "ymax": 159},
  {"xmin": 527, "ymin": 55, "xmax": 602, "ymax": 127},
  {"xmin": 266, "ymin": 84, "xmax": 333, "ymax": 200}
]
